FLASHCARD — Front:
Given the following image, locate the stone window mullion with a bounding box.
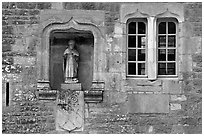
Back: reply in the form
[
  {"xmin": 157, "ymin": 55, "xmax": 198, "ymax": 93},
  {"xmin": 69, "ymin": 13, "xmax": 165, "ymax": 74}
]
[{"xmin": 147, "ymin": 16, "xmax": 157, "ymax": 80}]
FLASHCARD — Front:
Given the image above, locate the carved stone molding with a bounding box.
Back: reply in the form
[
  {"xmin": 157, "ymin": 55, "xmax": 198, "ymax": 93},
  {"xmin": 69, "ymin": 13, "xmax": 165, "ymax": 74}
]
[{"xmin": 120, "ymin": 3, "xmax": 184, "ymax": 23}]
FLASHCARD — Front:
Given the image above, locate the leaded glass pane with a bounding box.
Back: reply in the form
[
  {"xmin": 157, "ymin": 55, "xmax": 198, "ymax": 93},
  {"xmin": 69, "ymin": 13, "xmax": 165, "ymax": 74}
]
[
  {"xmin": 158, "ymin": 63, "xmax": 166, "ymax": 75},
  {"xmin": 168, "ymin": 49, "xmax": 176, "ymax": 61},
  {"xmin": 167, "ymin": 63, "xmax": 176, "ymax": 75},
  {"xmin": 158, "ymin": 36, "xmax": 166, "ymax": 47},
  {"xmin": 138, "ymin": 49, "xmax": 145, "ymax": 61},
  {"xmin": 128, "ymin": 63, "xmax": 136, "ymax": 75},
  {"xmin": 138, "ymin": 22, "xmax": 146, "ymax": 34},
  {"xmin": 128, "ymin": 49, "xmax": 136, "ymax": 61},
  {"xmin": 159, "ymin": 22, "xmax": 166, "ymax": 34},
  {"xmin": 168, "ymin": 22, "xmax": 176, "ymax": 34},
  {"xmin": 138, "ymin": 36, "xmax": 146, "ymax": 48},
  {"xmin": 128, "ymin": 22, "xmax": 136, "ymax": 34},
  {"xmin": 168, "ymin": 36, "xmax": 176, "ymax": 47},
  {"xmin": 128, "ymin": 36, "xmax": 136, "ymax": 47},
  {"xmin": 158, "ymin": 49, "xmax": 166, "ymax": 61},
  {"xmin": 138, "ymin": 63, "xmax": 145, "ymax": 75}
]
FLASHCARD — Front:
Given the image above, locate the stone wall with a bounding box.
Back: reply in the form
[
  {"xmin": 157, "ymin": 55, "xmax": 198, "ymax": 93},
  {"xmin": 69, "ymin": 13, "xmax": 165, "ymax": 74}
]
[
  {"xmin": 2, "ymin": 2, "xmax": 55, "ymax": 133},
  {"xmin": 2, "ymin": 2, "xmax": 202, "ymax": 134}
]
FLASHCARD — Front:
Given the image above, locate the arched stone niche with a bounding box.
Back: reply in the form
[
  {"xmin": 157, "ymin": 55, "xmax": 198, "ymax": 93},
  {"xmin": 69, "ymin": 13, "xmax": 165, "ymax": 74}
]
[{"xmin": 37, "ymin": 10, "xmax": 106, "ymax": 90}]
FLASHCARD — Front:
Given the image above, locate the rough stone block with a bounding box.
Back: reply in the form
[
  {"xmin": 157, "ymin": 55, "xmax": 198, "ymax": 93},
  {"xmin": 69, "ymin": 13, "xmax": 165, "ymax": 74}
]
[
  {"xmin": 16, "ymin": 2, "xmax": 36, "ymax": 9},
  {"xmin": 2, "ymin": 9, "xmax": 14, "ymax": 15},
  {"xmin": 13, "ymin": 56, "xmax": 36, "ymax": 67},
  {"xmin": 179, "ymin": 54, "xmax": 192, "ymax": 72},
  {"xmin": 2, "ymin": 2, "xmax": 9, "ymax": 9},
  {"xmin": 37, "ymin": 2, "xmax": 52, "ymax": 9},
  {"xmin": 127, "ymin": 94, "xmax": 169, "ymax": 113},
  {"xmin": 105, "ymin": 73, "xmax": 122, "ymax": 91},
  {"xmin": 132, "ymin": 86, "xmax": 162, "ymax": 92},
  {"xmin": 105, "ymin": 91, "xmax": 127, "ymax": 104},
  {"xmin": 191, "ymin": 37, "xmax": 202, "ymax": 54},
  {"xmin": 170, "ymin": 95, "xmax": 187, "ymax": 102},
  {"xmin": 2, "ymin": 44, "xmax": 12, "ymax": 52},
  {"xmin": 170, "ymin": 103, "xmax": 182, "ymax": 111},
  {"xmin": 108, "ymin": 53, "xmax": 123, "ymax": 72},
  {"xmin": 9, "ymin": 2, "xmax": 17, "ymax": 9},
  {"xmin": 162, "ymin": 80, "xmax": 182, "ymax": 94},
  {"xmin": 2, "ymin": 26, "xmax": 13, "ymax": 35},
  {"xmin": 171, "ymin": 124, "xmax": 185, "ymax": 134},
  {"xmin": 14, "ymin": 9, "xmax": 29, "ymax": 16}
]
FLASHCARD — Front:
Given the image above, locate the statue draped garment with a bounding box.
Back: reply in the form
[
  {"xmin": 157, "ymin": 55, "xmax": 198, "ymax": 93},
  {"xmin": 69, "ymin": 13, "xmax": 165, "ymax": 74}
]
[{"xmin": 63, "ymin": 48, "xmax": 79, "ymax": 79}]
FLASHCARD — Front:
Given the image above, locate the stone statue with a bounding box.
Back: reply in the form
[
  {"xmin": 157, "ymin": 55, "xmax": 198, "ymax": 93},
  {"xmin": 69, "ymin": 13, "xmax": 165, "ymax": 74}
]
[{"xmin": 63, "ymin": 40, "xmax": 79, "ymax": 83}]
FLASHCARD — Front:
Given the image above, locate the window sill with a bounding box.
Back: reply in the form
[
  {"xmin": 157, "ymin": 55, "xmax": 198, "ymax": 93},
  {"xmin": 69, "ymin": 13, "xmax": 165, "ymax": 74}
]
[
  {"xmin": 126, "ymin": 75, "xmax": 179, "ymax": 80},
  {"xmin": 157, "ymin": 75, "xmax": 178, "ymax": 78},
  {"xmin": 126, "ymin": 75, "xmax": 148, "ymax": 79}
]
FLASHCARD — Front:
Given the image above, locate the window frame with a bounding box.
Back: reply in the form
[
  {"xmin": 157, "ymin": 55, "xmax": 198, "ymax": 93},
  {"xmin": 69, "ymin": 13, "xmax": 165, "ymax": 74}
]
[
  {"xmin": 156, "ymin": 18, "xmax": 178, "ymax": 78},
  {"xmin": 126, "ymin": 18, "xmax": 148, "ymax": 78},
  {"xmin": 126, "ymin": 17, "xmax": 179, "ymax": 79}
]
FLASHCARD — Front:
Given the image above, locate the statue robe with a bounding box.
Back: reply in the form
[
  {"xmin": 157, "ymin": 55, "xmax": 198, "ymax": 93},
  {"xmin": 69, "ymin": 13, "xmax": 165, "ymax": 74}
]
[{"xmin": 63, "ymin": 48, "xmax": 79, "ymax": 79}]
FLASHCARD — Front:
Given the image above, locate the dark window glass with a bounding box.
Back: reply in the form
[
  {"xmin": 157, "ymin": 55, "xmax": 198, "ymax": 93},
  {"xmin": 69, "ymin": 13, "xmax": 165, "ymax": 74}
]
[
  {"xmin": 158, "ymin": 49, "xmax": 166, "ymax": 61},
  {"xmin": 127, "ymin": 20, "xmax": 147, "ymax": 76},
  {"xmin": 128, "ymin": 63, "xmax": 136, "ymax": 75},
  {"xmin": 168, "ymin": 49, "xmax": 176, "ymax": 61},
  {"xmin": 168, "ymin": 22, "xmax": 176, "ymax": 34},
  {"xmin": 159, "ymin": 22, "xmax": 166, "ymax": 34},
  {"xmin": 167, "ymin": 63, "xmax": 176, "ymax": 75},
  {"xmin": 158, "ymin": 20, "xmax": 177, "ymax": 76},
  {"xmin": 128, "ymin": 49, "xmax": 136, "ymax": 61},
  {"xmin": 138, "ymin": 22, "xmax": 146, "ymax": 34},
  {"xmin": 128, "ymin": 22, "xmax": 136, "ymax": 34},
  {"xmin": 128, "ymin": 36, "xmax": 136, "ymax": 47},
  {"xmin": 138, "ymin": 36, "xmax": 146, "ymax": 48},
  {"xmin": 158, "ymin": 63, "xmax": 166, "ymax": 75},
  {"xmin": 168, "ymin": 36, "xmax": 176, "ymax": 47},
  {"xmin": 138, "ymin": 63, "xmax": 145, "ymax": 75},
  {"xmin": 138, "ymin": 49, "xmax": 145, "ymax": 61},
  {"xmin": 158, "ymin": 36, "xmax": 166, "ymax": 47}
]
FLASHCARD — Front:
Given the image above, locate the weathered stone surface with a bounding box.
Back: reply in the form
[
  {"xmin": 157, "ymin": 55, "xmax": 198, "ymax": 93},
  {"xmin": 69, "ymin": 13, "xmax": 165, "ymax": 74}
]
[
  {"xmin": 40, "ymin": 9, "xmax": 105, "ymax": 26},
  {"xmin": 2, "ymin": 2, "xmax": 202, "ymax": 134},
  {"xmin": 120, "ymin": 3, "xmax": 184, "ymax": 23},
  {"xmin": 170, "ymin": 103, "xmax": 181, "ymax": 111},
  {"xmin": 106, "ymin": 52, "xmax": 124, "ymax": 72},
  {"xmin": 13, "ymin": 56, "xmax": 36, "ymax": 66},
  {"xmin": 171, "ymin": 124, "xmax": 185, "ymax": 134},
  {"xmin": 56, "ymin": 91, "xmax": 84, "ymax": 132},
  {"xmin": 127, "ymin": 94, "xmax": 169, "ymax": 113},
  {"xmin": 37, "ymin": 2, "xmax": 52, "ymax": 9},
  {"xmin": 2, "ymin": 101, "xmax": 56, "ymax": 133},
  {"xmin": 104, "ymin": 91, "xmax": 127, "ymax": 104},
  {"xmin": 170, "ymin": 95, "xmax": 187, "ymax": 101},
  {"xmin": 61, "ymin": 83, "xmax": 81, "ymax": 91},
  {"xmin": 162, "ymin": 80, "xmax": 182, "ymax": 94},
  {"xmin": 16, "ymin": 2, "xmax": 36, "ymax": 9}
]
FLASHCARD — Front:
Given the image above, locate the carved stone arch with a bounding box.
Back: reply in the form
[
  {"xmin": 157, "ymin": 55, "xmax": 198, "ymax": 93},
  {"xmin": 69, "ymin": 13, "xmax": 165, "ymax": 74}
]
[
  {"xmin": 155, "ymin": 8, "xmax": 183, "ymax": 22},
  {"xmin": 37, "ymin": 17, "xmax": 105, "ymax": 89},
  {"xmin": 123, "ymin": 9, "xmax": 150, "ymax": 23}
]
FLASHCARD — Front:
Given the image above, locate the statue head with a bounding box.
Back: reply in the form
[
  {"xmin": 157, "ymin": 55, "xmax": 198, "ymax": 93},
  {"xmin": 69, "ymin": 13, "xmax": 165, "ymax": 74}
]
[{"xmin": 68, "ymin": 40, "xmax": 75, "ymax": 49}]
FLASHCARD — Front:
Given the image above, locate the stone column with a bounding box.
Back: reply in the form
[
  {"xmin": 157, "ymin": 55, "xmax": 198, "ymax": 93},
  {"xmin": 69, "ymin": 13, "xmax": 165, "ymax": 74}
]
[{"xmin": 147, "ymin": 17, "xmax": 157, "ymax": 80}]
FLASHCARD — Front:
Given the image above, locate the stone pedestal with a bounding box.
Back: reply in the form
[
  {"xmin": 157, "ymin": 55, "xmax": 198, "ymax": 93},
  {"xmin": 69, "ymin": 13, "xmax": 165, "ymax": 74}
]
[{"xmin": 56, "ymin": 83, "xmax": 84, "ymax": 132}]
